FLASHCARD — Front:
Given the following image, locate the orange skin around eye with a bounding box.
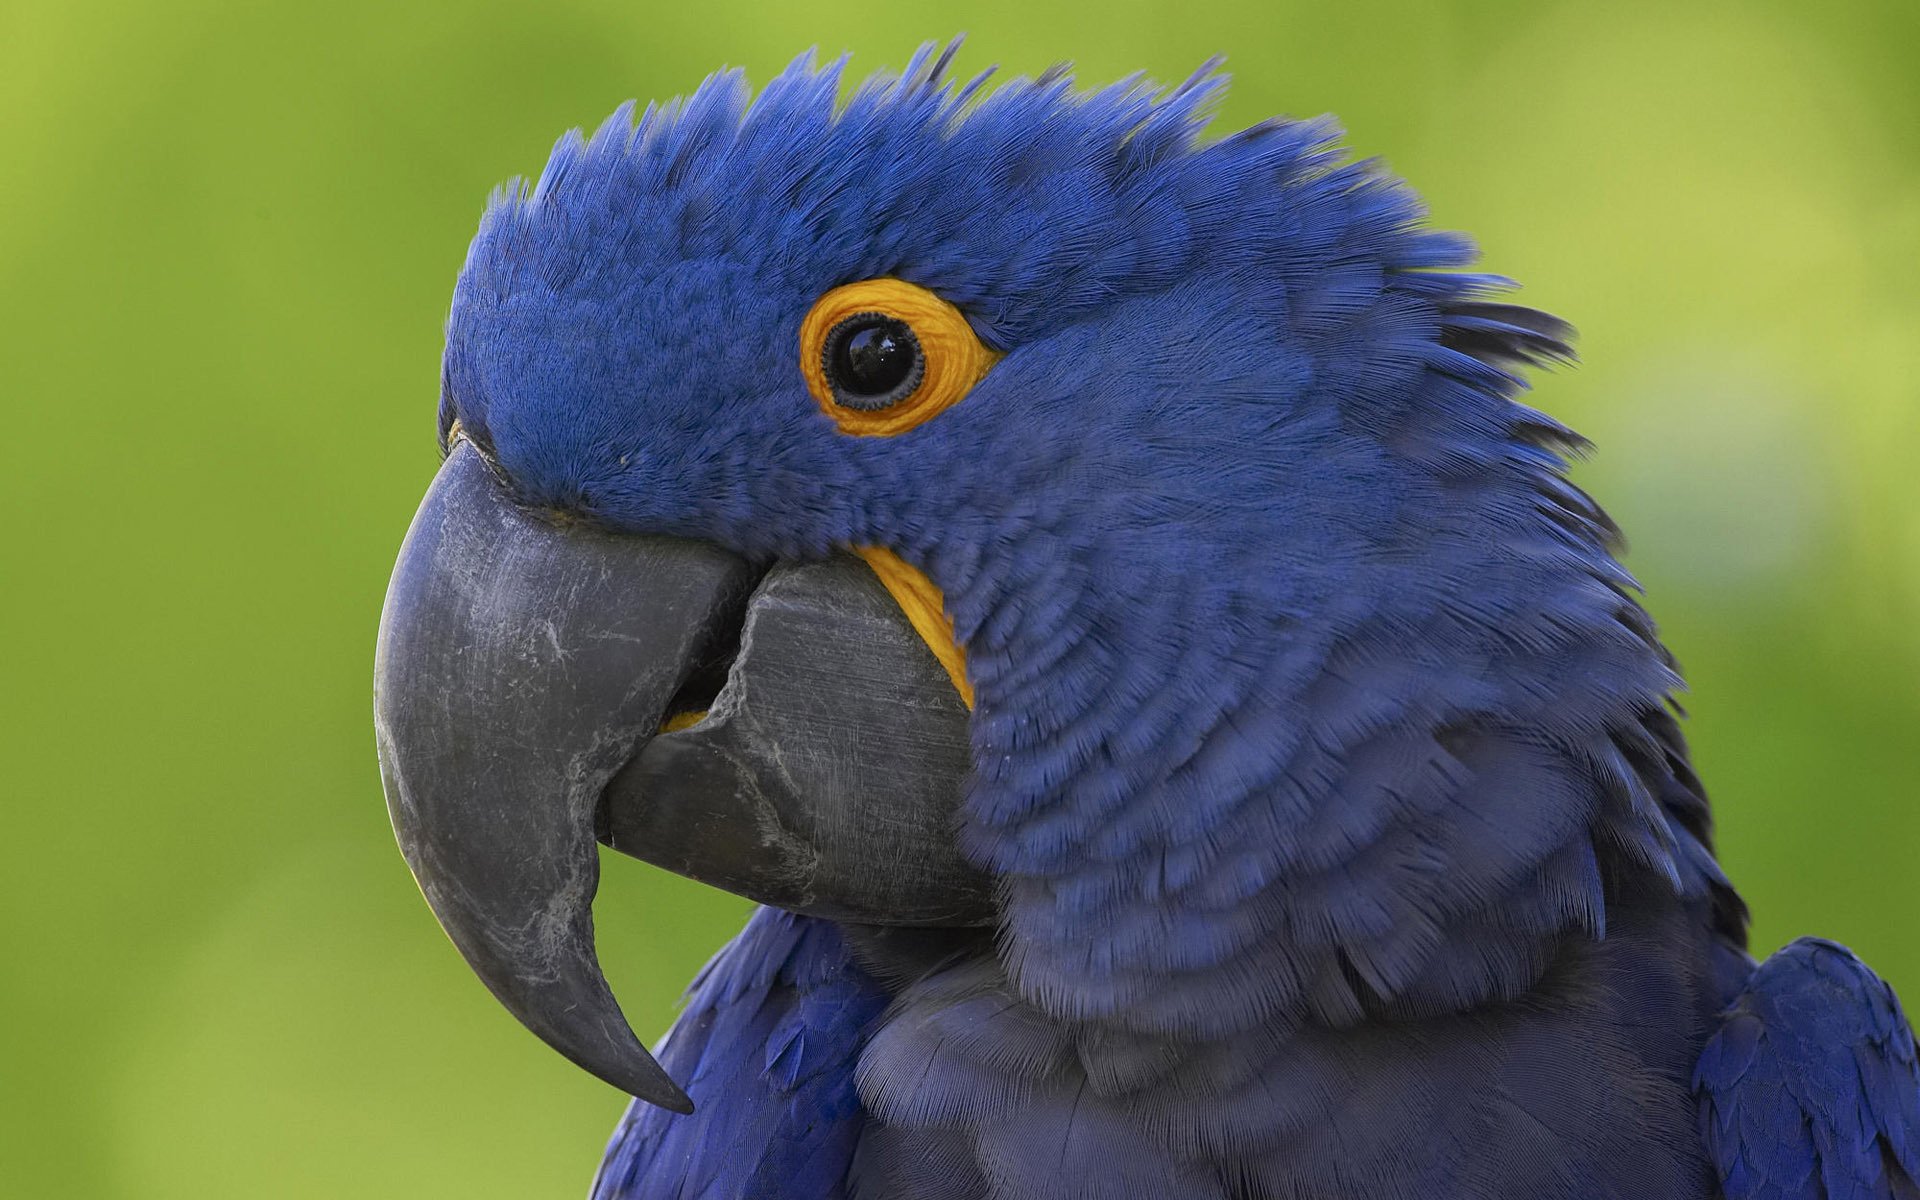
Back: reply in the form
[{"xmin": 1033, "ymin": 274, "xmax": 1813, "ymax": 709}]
[
  {"xmin": 799, "ymin": 278, "xmax": 1001, "ymax": 437},
  {"xmin": 798, "ymin": 278, "xmax": 994, "ymax": 705}
]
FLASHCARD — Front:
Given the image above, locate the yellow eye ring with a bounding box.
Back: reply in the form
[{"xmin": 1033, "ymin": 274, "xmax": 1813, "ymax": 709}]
[{"xmin": 799, "ymin": 278, "xmax": 1000, "ymax": 437}]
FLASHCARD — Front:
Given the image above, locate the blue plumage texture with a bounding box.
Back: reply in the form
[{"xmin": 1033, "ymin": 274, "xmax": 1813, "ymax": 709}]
[
  {"xmin": 592, "ymin": 908, "xmax": 888, "ymax": 1200},
  {"xmin": 441, "ymin": 44, "xmax": 1920, "ymax": 1199},
  {"xmin": 1697, "ymin": 939, "xmax": 1920, "ymax": 1200}
]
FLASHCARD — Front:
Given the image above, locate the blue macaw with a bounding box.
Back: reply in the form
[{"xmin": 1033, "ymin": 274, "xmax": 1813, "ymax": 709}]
[{"xmin": 372, "ymin": 44, "xmax": 1920, "ymax": 1199}]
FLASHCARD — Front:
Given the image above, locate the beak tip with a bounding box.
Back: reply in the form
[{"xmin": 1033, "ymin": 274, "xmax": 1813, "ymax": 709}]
[
  {"xmin": 658, "ymin": 1087, "xmax": 696, "ymax": 1116},
  {"xmin": 597, "ymin": 1055, "xmax": 693, "ymax": 1113}
]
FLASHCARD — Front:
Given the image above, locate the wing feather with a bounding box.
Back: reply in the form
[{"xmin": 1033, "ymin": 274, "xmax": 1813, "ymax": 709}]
[{"xmin": 1697, "ymin": 937, "xmax": 1920, "ymax": 1200}]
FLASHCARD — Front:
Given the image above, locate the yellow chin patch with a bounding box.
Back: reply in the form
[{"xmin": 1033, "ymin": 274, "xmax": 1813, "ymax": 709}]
[
  {"xmin": 852, "ymin": 546, "xmax": 974, "ymax": 710},
  {"xmin": 659, "ymin": 709, "xmax": 708, "ymax": 733}
]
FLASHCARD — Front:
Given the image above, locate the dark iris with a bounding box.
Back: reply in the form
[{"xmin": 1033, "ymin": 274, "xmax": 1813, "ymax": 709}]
[{"xmin": 823, "ymin": 312, "xmax": 924, "ymax": 410}]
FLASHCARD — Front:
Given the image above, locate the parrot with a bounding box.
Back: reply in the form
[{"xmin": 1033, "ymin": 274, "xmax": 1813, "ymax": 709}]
[{"xmin": 371, "ymin": 42, "xmax": 1920, "ymax": 1200}]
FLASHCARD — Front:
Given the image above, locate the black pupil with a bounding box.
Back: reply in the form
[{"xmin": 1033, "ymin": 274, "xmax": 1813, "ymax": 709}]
[{"xmin": 832, "ymin": 316, "xmax": 917, "ymax": 398}]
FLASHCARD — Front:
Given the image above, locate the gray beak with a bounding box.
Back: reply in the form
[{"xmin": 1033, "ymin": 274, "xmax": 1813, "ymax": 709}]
[{"xmin": 373, "ymin": 444, "xmax": 986, "ymax": 1111}]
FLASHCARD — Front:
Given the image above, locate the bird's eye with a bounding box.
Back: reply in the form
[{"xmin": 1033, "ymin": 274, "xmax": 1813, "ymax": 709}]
[
  {"xmin": 800, "ymin": 278, "xmax": 999, "ymax": 436},
  {"xmin": 822, "ymin": 313, "xmax": 924, "ymax": 410}
]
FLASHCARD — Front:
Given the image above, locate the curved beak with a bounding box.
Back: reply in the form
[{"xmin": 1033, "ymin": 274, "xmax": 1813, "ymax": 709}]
[{"xmin": 373, "ymin": 445, "xmax": 985, "ymax": 1111}]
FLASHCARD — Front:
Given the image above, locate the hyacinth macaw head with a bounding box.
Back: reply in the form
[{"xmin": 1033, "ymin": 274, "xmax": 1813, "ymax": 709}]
[{"xmin": 376, "ymin": 43, "xmax": 1682, "ymax": 1111}]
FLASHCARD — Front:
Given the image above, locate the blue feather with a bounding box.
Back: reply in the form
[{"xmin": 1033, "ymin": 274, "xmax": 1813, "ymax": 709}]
[
  {"xmin": 1697, "ymin": 938, "xmax": 1920, "ymax": 1200},
  {"xmin": 591, "ymin": 908, "xmax": 887, "ymax": 1200}
]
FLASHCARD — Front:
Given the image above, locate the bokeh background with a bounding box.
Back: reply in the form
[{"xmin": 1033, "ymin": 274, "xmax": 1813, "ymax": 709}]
[{"xmin": 4, "ymin": 0, "xmax": 1916, "ymax": 1194}]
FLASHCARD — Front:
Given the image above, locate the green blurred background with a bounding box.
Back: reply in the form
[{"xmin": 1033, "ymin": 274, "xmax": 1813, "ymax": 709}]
[{"xmin": 3, "ymin": 0, "xmax": 1915, "ymax": 1194}]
